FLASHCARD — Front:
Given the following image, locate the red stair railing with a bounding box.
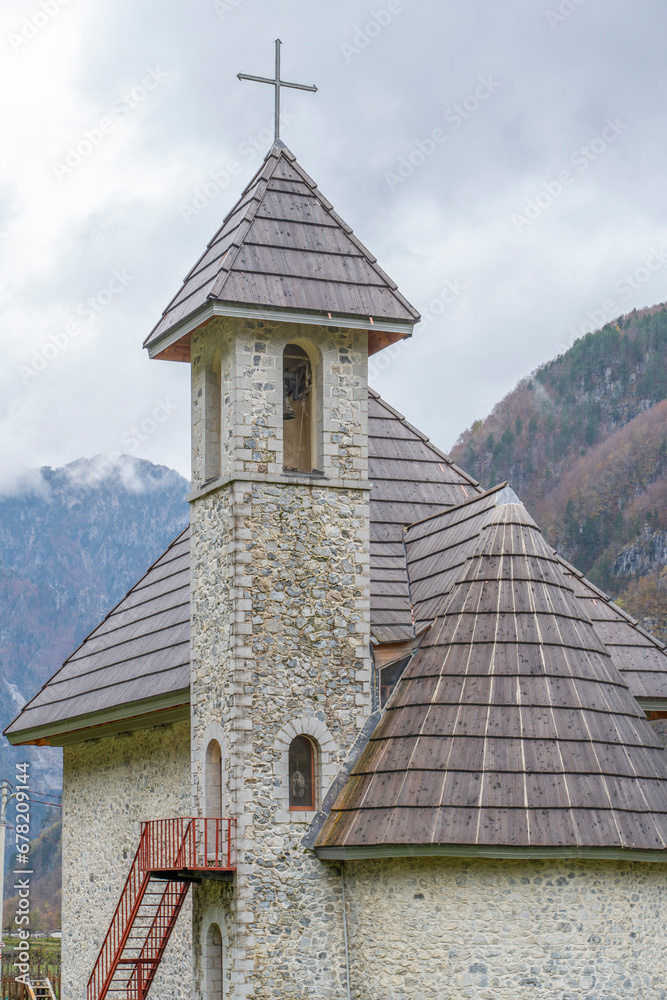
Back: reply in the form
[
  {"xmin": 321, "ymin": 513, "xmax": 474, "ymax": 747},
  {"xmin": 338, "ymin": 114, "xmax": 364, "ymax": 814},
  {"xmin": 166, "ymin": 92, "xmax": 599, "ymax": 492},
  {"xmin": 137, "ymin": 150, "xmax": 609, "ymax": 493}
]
[
  {"xmin": 88, "ymin": 827, "xmax": 152, "ymax": 1000},
  {"xmin": 88, "ymin": 818, "xmax": 235, "ymax": 1000},
  {"xmin": 140, "ymin": 817, "xmax": 235, "ymax": 871}
]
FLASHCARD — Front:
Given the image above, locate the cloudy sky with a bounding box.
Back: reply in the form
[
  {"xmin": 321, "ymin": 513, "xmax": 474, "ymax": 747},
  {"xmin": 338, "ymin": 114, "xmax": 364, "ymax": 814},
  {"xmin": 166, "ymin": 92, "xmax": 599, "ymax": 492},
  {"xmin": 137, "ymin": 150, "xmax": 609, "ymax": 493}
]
[{"xmin": 2, "ymin": 0, "xmax": 666, "ymax": 488}]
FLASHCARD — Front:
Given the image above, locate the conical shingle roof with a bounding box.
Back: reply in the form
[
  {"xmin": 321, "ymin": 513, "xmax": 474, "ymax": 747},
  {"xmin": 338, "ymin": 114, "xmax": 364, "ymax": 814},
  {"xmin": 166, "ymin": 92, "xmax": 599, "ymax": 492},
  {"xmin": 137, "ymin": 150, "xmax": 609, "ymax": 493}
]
[
  {"xmin": 315, "ymin": 498, "xmax": 667, "ymax": 857},
  {"xmin": 145, "ymin": 143, "xmax": 420, "ymax": 361}
]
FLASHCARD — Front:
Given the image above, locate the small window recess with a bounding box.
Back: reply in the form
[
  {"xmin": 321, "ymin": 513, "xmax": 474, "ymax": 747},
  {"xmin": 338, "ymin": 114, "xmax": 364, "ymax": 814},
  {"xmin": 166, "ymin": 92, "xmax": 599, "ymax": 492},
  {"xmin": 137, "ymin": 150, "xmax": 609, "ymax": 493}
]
[
  {"xmin": 288, "ymin": 735, "xmax": 316, "ymax": 811},
  {"xmin": 205, "ymin": 922, "xmax": 223, "ymax": 1000},
  {"xmin": 283, "ymin": 344, "xmax": 322, "ymax": 475},
  {"xmin": 204, "ymin": 353, "xmax": 222, "ymax": 482},
  {"xmin": 205, "ymin": 740, "xmax": 223, "ymax": 819}
]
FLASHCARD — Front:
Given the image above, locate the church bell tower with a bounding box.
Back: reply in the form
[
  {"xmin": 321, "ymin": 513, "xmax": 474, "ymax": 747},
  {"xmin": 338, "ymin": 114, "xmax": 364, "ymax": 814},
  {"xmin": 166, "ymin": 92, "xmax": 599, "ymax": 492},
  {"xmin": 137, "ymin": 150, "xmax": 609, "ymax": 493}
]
[{"xmin": 144, "ymin": 63, "xmax": 420, "ymax": 994}]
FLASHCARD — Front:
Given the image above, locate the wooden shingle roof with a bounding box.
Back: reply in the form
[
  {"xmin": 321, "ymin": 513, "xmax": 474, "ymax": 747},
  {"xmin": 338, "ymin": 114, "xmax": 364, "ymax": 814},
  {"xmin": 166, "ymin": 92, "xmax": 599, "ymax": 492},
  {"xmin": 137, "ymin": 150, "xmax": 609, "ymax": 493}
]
[
  {"xmin": 6, "ymin": 407, "xmax": 667, "ymax": 753},
  {"xmin": 144, "ymin": 143, "xmax": 420, "ymax": 361},
  {"xmin": 315, "ymin": 499, "xmax": 667, "ymax": 857},
  {"xmin": 5, "ymin": 393, "xmax": 470, "ymax": 743},
  {"xmin": 368, "ymin": 390, "xmax": 481, "ymax": 643},
  {"xmin": 4, "ymin": 531, "xmax": 190, "ymax": 743}
]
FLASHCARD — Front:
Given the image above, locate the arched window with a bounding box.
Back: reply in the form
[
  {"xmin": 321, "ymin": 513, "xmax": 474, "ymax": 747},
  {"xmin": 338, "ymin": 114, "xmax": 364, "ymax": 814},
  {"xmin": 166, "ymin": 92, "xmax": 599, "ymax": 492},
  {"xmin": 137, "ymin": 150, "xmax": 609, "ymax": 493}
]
[
  {"xmin": 283, "ymin": 344, "xmax": 314, "ymax": 473},
  {"xmin": 203, "ymin": 353, "xmax": 222, "ymax": 482},
  {"xmin": 288, "ymin": 735, "xmax": 316, "ymax": 811},
  {"xmin": 205, "ymin": 740, "xmax": 223, "ymax": 819},
  {"xmin": 205, "ymin": 922, "xmax": 223, "ymax": 1000}
]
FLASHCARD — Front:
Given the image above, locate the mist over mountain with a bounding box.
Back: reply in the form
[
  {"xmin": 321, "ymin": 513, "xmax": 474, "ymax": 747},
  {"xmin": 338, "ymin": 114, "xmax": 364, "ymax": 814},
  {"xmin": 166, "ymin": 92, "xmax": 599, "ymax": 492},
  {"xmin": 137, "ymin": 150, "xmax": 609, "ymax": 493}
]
[
  {"xmin": 451, "ymin": 304, "xmax": 667, "ymax": 640},
  {"xmin": 0, "ymin": 456, "xmax": 189, "ymax": 789}
]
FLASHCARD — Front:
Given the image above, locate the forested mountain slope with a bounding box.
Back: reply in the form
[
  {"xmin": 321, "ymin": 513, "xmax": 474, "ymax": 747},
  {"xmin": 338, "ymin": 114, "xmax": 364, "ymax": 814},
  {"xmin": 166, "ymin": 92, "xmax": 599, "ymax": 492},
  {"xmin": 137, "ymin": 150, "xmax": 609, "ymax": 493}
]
[
  {"xmin": 0, "ymin": 457, "xmax": 189, "ymax": 786},
  {"xmin": 450, "ymin": 305, "xmax": 667, "ymax": 639}
]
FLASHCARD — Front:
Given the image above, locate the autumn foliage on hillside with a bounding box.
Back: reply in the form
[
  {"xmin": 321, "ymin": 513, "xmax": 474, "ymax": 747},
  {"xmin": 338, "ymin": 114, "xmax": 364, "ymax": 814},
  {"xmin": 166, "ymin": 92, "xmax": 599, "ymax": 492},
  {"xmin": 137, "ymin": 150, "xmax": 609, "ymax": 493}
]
[{"xmin": 450, "ymin": 305, "xmax": 667, "ymax": 639}]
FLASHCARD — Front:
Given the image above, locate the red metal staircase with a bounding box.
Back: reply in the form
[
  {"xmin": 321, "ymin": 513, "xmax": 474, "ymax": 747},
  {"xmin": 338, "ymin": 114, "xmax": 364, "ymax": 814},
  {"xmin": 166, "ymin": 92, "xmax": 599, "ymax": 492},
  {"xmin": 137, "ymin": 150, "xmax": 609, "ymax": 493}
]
[{"xmin": 88, "ymin": 818, "xmax": 235, "ymax": 1000}]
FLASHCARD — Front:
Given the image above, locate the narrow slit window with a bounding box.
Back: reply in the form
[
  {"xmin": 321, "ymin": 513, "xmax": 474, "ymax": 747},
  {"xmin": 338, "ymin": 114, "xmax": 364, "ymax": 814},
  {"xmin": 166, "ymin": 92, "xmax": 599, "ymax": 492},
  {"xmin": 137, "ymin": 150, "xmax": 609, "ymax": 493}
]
[
  {"xmin": 204, "ymin": 357, "xmax": 221, "ymax": 482},
  {"xmin": 283, "ymin": 345, "xmax": 313, "ymax": 473},
  {"xmin": 288, "ymin": 735, "xmax": 315, "ymax": 810},
  {"xmin": 205, "ymin": 740, "xmax": 223, "ymax": 818}
]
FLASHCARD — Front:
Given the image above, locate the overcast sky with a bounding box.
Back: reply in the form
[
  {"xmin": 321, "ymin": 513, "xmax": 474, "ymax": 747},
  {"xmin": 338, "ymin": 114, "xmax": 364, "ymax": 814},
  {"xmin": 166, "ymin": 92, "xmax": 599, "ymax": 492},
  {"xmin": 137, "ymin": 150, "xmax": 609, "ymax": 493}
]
[{"xmin": 1, "ymin": 0, "xmax": 666, "ymax": 489}]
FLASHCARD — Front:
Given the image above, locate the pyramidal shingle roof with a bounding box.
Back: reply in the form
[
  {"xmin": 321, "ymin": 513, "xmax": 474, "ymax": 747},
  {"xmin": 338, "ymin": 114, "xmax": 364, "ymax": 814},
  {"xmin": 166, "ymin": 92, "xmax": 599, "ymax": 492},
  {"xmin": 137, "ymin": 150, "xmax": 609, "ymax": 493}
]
[
  {"xmin": 144, "ymin": 143, "xmax": 420, "ymax": 361},
  {"xmin": 402, "ymin": 485, "xmax": 667, "ymax": 702},
  {"xmin": 315, "ymin": 497, "xmax": 667, "ymax": 857}
]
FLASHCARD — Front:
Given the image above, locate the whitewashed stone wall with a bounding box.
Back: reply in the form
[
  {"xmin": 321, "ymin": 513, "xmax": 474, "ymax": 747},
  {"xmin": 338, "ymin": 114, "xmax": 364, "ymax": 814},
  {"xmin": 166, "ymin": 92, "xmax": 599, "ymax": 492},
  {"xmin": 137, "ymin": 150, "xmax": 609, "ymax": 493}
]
[
  {"xmin": 61, "ymin": 721, "xmax": 191, "ymax": 1000},
  {"xmin": 189, "ymin": 317, "xmax": 372, "ymax": 998},
  {"xmin": 343, "ymin": 856, "xmax": 667, "ymax": 1000}
]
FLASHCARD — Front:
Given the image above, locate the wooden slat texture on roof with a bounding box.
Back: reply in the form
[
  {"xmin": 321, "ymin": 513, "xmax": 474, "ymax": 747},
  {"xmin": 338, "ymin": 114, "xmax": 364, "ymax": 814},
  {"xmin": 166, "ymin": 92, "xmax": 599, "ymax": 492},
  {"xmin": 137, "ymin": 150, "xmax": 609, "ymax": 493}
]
[
  {"xmin": 403, "ymin": 487, "xmax": 667, "ymax": 703},
  {"xmin": 368, "ymin": 391, "xmax": 480, "ymax": 643},
  {"xmin": 145, "ymin": 143, "xmax": 420, "ymax": 349},
  {"xmin": 8, "ymin": 396, "xmax": 667, "ymax": 756},
  {"xmin": 559, "ymin": 559, "xmax": 667, "ymax": 700},
  {"xmin": 4, "ymin": 530, "xmax": 191, "ymax": 737},
  {"xmin": 316, "ymin": 502, "xmax": 667, "ymax": 853}
]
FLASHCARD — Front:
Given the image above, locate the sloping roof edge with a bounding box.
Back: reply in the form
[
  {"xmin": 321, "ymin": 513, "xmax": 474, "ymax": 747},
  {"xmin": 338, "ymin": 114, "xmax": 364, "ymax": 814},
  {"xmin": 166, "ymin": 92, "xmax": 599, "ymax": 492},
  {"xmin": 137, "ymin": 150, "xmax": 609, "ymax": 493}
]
[{"xmin": 315, "ymin": 844, "xmax": 667, "ymax": 862}]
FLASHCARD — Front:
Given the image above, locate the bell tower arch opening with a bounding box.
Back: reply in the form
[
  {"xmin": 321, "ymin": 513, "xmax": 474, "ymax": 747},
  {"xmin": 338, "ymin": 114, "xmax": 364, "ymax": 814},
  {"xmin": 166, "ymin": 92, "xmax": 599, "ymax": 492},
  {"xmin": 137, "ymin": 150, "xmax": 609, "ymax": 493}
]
[{"xmin": 282, "ymin": 341, "xmax": 321, "ymax": 474}]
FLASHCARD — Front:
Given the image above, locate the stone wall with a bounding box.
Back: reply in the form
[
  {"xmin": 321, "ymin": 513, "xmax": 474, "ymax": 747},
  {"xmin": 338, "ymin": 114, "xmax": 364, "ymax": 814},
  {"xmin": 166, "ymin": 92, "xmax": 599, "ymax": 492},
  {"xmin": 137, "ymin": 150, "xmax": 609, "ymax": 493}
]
[
  {"xmin": 190, "ymin": 317, "xmax": 368, "ymax": 488},
  {"xmin": 189, "ymin": 316, "xmax": 372, "ymax": 998},
  {"xmin": 61, "ymin": 721, "xmax": 191, "ymax": 1000},
  {"xmin": 343, "ymin": 856, "xmax": 667, "ymax": 1000},
  {"xmin": 189, "ymin": 477, "xmax": 371, "ymax": 999}
]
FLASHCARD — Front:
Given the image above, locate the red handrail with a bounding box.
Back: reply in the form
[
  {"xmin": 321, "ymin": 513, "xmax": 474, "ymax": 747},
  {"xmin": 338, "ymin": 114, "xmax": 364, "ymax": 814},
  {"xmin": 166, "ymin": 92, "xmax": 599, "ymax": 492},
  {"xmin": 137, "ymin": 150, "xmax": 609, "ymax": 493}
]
[
  {"xmin": 140, "ymin": 817, "xmax": 235, "ymax": 872},
  {"xmin": 88, "ymin": 827, "xmax": 151, "ymax": 1000},
  {"xmin": 88, "ymin": 818, "xmax": 235, "ymax": 1000}
]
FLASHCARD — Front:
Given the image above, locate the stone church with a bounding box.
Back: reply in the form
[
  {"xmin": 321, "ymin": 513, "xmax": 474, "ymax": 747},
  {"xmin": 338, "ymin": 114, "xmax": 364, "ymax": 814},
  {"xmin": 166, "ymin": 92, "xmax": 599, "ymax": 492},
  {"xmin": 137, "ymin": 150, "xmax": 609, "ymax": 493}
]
[{"xmin": 7, "ymin": 139, "xmax": 667, "ymax": 1000}]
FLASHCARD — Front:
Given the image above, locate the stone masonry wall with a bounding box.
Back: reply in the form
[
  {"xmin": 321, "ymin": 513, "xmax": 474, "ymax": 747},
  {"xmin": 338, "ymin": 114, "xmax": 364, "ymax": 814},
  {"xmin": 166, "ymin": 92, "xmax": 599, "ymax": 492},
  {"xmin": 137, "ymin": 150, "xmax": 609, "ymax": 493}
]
[
  {"xmin": 344, "ymin": 856, "xmax": 667, "ymax": 1000},
  {"xmin": 190, "ymin": 317, "xmax": 368, "ymax": 489},
  {"xmin": 61, "ymin": 721, "xmax": 191, "ymax": 1000},
  {"xmin": 190, "ymin": 479, "xmax": 371, "ymax": 999},
  {"xmin": 189, "ymin": 317, "xmax": 372, "ymax": 998}
]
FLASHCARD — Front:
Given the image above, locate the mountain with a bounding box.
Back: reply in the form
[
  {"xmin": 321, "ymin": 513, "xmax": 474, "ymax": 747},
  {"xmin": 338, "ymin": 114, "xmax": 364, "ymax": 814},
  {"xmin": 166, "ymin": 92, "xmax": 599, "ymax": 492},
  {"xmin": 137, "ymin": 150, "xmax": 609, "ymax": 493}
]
[
  {"xmin": 0, "ymin": 456, "xmax": 189, "ymax": 787},
  {"xmin": 3, "ymin": 812, "xmax": 62, "ymax": 935},
  {"xmin": 450, "ymin": 304, "xmax": 667, "ymax": 640}
]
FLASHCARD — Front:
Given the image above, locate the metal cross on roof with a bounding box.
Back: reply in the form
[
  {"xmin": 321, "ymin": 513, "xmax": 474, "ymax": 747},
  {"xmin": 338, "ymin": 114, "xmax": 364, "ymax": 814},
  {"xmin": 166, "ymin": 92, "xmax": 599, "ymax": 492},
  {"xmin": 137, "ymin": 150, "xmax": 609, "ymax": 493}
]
[{"xmin": 237, "ymin": 39, "xmax": 317, "ymax": 143}]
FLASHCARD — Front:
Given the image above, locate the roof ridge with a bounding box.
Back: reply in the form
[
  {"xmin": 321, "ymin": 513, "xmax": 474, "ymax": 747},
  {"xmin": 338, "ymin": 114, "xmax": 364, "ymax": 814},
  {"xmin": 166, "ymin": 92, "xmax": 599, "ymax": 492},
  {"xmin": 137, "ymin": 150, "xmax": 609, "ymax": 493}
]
[
  {"xmin": 556, "ymin": 552, "xmax": 667, "ymax": 653},
  {"xmin": 148, "ymin": 157, "xmax": 279, "ymax": 333},
  {"xmin": 405, "ymin": 483, "xmax": 507, "ymax": 532},
  {"xmin": 144, "ymin": 150, "xmax": 289, "ymax": 346},
  {"xmin": 370, "ymin": 390, "xmax": 480, "ymax": 487},
  {"xmin": 271, "ymin": 156, "xmax": 421, "ymax": 320},
  {"xmin": 207, "ymin": 154, "xmax": 286, "ymax": 301}
]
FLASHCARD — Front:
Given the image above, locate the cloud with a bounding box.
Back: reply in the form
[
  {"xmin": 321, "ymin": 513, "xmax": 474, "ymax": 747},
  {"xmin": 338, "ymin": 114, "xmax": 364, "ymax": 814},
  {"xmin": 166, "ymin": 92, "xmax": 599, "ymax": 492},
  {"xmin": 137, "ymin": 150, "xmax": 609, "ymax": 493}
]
[{"xmin": 1, "ymin": 0, "xmax": 667, "ymax": 473}]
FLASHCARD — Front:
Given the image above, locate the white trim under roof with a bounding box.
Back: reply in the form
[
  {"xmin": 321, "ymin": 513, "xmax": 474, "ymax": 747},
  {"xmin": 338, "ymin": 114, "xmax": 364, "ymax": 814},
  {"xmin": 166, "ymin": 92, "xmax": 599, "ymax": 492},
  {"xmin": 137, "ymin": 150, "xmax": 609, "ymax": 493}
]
[{"xmin": 145, "ymin": 301, "xmax": 416, "ymax": 359}]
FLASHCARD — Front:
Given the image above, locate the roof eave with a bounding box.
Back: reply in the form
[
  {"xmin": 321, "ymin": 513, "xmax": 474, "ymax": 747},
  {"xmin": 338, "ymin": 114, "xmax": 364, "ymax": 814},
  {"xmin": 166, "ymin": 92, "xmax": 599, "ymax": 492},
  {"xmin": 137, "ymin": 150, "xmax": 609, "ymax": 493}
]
[
  {"xmin": 145, "ymin": 301, "xmax": 417, "ymax": 361},
  {"xmin": 638, "ymin": 698, "xmax": 667, "ymax": 712},
  {"xmin": 4, "ymin": 689, "xmax": 190, "ymax": 747},
  {"xmin": 315, "ymin": 843, "xmax": 667, "ymax": 863}
]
